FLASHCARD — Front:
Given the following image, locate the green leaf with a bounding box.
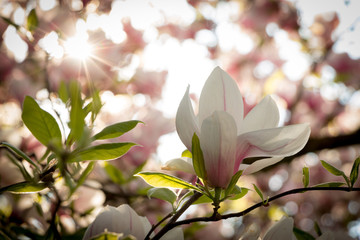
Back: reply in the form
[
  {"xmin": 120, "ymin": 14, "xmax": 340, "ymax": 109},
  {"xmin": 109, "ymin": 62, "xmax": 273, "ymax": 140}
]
[
  {"xmin": 320, "ymin": 160, "xmax": 344, "ymax": 176},
  {"xmin": 1, "ymin": 16, "xmax": 20, "ymax": 30},
  {"xmin": 72, "ymin": 143, "xmax": 136, "ymax": 162},
  {"xmin": 147, "ymin": 188, "xmax": 177, "ymax": 205},
  {"xmin": 0, "ymin": 142, "xmax": 39, "ymax": 172},
  {"xmin": 228, "ymin": 186, "xmax": 249, "ymax": 200},
  {"xmin": 58, "ymin": 81, "xmax": 69, "ymax": 104},
  {"xmin": 22, "ymin": 96, "xmax": 62, "ymax": 147},
  {"xmin": 103, "ymin": 162, "xmax": 126, "ymax": 184},
  {"xmin": 320, "ymin": 160, "xmax": 350, "ymax": 187},
  {"xmin": 131, "ymin": 160, "xmax": 147, "ymax": 176},
  {"xmin": 193, "ymin": 194, "xmax": 213, "ymax": 205},
  {"xmin": 67, "ymin": 81, "xmax": 85, "ymax": 145},
  {"xmin": 27, "ymin": 9, "xmax": 38, "ymax": 32},
  {"xmin": 314, "ymin": 221, "xmax": 322, "ymax": 237},
  {"xmin": 191, "ymin": 133, "xmax": 207, "ymax": 180},
  {"xmin": 293, "ymin": 227, "xmax": 315, "ymax": 240},
  {"xmin": 253, "ymin": 184, "xmax": 264, "ymax": 201},
  {"xmin": 225, "ymin": 170, "xmax": 243, "ymax": 197},
  {"xmin": 303, "ymin": 166, "xmax": 309, "ymax": 188},
  {"xmin": 90, "ymin": 90, "xmax": 102, "ymax": 123},
  {"xmin": 0, "ymin": 181, "xmax": 47, "ymax": 194},
  {"xmin": 6, "ymin": 152, "xmax": 32, "ymax": 181},
  {"xmin": 181, "ymin": 150, "xmax": 192, "ymax": 158},
  {"xmin": 90, "ymin": 232, "xmax": 123, "ymax": 240},
  {"xmin": 93, "ymin": 121, "xmax": 143, "ymax": 140},
  {"xmin": 350, "ymin": 157, "xmax": 360, "ymax": 188},
  {"xmin": 136, "ymin": 172, "xmax": 201, "ymax": 191},
  {"xmin": 312, "ymin": 182, "xmax": 345, "ymax": 187},
  {"xmin": 71, "ymin": 162, "xmax": 95, "ymax": 194}
]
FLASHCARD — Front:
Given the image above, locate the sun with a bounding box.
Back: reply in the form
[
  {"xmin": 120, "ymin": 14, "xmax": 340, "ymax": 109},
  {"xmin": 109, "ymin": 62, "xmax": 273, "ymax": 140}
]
[{"xmin": 64, "ymin": 33, "xmax": 93, "ymax": 60}]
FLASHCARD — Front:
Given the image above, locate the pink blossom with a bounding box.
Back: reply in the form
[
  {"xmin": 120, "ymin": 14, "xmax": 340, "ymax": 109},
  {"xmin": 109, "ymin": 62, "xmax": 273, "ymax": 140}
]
[{"xmin": 166, "ymin": 67, "xmax": 310, "ymax": 188}]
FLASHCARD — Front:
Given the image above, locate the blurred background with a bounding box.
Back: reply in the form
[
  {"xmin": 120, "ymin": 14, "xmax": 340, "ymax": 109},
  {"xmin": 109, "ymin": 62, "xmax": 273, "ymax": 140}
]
[{"xmin": 0, "ymin": 0, "xmax": 360, "ymax": 239}]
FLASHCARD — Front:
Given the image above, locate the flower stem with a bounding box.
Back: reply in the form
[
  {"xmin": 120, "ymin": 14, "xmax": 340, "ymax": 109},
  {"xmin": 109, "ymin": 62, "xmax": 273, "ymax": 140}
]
[{"xmin": 150, "ymin": 191, "xmax": 202, "ymax": 240}]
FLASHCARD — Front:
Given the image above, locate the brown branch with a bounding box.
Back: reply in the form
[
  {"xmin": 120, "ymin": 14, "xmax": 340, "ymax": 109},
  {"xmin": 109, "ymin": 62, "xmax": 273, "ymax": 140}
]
[{"xmin": 152, "ymin": 187, "xmax": 360, "ymax": 238}]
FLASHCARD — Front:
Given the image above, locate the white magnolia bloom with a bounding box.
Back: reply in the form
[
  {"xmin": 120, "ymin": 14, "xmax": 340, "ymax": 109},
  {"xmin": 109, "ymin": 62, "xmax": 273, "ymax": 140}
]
[
  {"xmin": 83, "ymin": 204, "xmax": 183, "ymax": 240},
  {"xmin": 261, "ymin": 216, "xmax": 355, "ymax": 240},
  {"xmin": 263, "ymin": 217, "xmax": 296, "ymax": 240},
  {"xmin": 165, "ymin": 66, "xmax": 310, "ymax": 188}
]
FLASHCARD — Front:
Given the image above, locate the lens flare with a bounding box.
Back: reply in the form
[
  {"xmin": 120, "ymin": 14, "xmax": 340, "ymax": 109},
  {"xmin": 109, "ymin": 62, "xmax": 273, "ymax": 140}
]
[{"xmin": 64, "ymin": 33, "xmax": 93, "ymax": 60}]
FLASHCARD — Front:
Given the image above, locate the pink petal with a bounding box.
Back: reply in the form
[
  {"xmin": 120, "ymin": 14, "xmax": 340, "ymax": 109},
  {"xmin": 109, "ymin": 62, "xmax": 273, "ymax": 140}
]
[
  {"xmin": 239, "ymin": 95, "xmax": 280, "ymax": 134},
  {"xmin": 200, "ymin": 111, "xmax": 237, "ymax": 188},
  {"xmin": 242, "ymin": 157, "xmax": 284, "ymax": 175},
  {"xmin": 235, "ymin": 123, "xmax": 310, "ymax": 171},
  {"xmin": 175, "ymin": 86, "xmax": 200, "ymax": 150},
  {"xmin": 198, "ymin": 67, "xmax": 243, "ymax": 129}
]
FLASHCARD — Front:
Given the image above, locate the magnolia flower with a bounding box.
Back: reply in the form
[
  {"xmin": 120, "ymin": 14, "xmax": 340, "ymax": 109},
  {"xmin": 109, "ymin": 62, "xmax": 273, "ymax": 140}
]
[
  {"xmin": 257, "ymin": 216, "xmax": 354, "ymax": 240},
  {"xmin": 165, "ymin": 67, "xmax": 310, "ymax": 188},
  {"xmin": 262, "ymin": 217, "xmax": 296, "ymax": 240},
  {"xmin": 83, "ymin": 204, "xmax": 183, "ymax": 240}
]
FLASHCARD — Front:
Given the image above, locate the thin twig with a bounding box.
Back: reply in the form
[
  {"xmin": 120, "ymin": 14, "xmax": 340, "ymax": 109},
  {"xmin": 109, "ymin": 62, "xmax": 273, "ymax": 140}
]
[
  {"xmin": 153, "ymin": 187, "xmax": 360, "ymax": 237},
  {"xmin": 150, "ymin": 191, "xmax": 202, "ymax": 240}
]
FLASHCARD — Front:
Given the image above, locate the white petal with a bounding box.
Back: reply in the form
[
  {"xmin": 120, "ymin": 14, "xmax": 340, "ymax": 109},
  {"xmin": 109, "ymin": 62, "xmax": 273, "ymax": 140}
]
[
  {"xmin": 161, "ymin": 227, "xmax": 184, "ymax": 240},
  {"xmin": 237, "ymin": 123, "xmax": 310, "ymax": 159},
  {"xmin": 243, "ymin": 157, "xmax": 284, "ymax": 175},
  {"xmin": 176, "ymin": 86, "xmax": 200, "ymax": 150},
  {"xmin": 198, "ymin": 67, "xmax": 243, "ymax": 129},
  {"xmin": 83, "ymin": 205, "xmax": 147, "ymax": 240},
  {"xmin": 162, "ymin": 157, "xmax": 195, "ymax": 175},
  {"xmin": 239, "ymin": 95, "xmax": 280, "ymax": 134},
  {"xmin": 116, "ymin": 204, "xmax": 147, "ymax": 240},
  {"xmin": 263, "ymin": 217, "xmax": 296, "ymax": 240},
  {"xmin": 200, "ymin": 111, "xmax": 237, "ymax": 188},
  {"xmin": 83, "ymin": 206, "xmax": 122, "ymax": 240}
]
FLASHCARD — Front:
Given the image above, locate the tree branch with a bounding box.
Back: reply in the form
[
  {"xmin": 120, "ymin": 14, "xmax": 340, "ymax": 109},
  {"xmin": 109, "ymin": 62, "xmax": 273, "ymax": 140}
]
[{"xmin": 152, "ymin": 187, "xmax": 360, "ymax": 236}]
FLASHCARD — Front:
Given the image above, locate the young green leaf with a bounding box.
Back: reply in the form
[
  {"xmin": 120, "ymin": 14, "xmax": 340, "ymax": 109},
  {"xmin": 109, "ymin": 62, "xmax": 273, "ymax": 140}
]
[
  {"xmin": 72, "ymin": 142, "xmax": 136, "ymax": 162},
  {"xmin": 58, "ymin": 81, "xmax": 69, "ymax": 104},
  {"xmin": 147, "ymin": 188, "xmax": 177, "ymax": 205},
  {"xmin": 193, "ymin": 194, "xmax": 213, "ymax": 205},
  {"xmin": 320, "ymin": 160, "xmax": 343, "ymax": 176},
  {"xmin": 225, "ymin": 170, "xmax": 243, "ymax": 197},
  {"xmin": 93, "ymin": 121, "xmax": 143, "ymax": 140},
  {"xmin": 350, "ymin": 157, "xmax": 360, "ymax": 188},
  {"xmin": 90, "ymin": 232, "xmax": 122, "ymax": 240},
  {"xmin": 27, "ymin": 9, "xmax": 38, "ymax": 32},
  {"xmin": 103, "ymin": 162, "xmax": 126, "ymax": 185},
  {"xmin": 0, "ymin": 181, "xmax": 47, "ymax": 194},
  {"xmin": 314, "ymin": 221, "xmax": 322, "ymax": 237},
  {"xmin": 71, "ymin": 162, "xmax": 95, "ymax": 194},
  {"xmin": 228, "ymin": 186, "xmax": 249, "ymax": 200},
  {"xmin": 1, "ymin": 16, "xmax": 20, "ymax": 30},
  {"xmin": 6, "ymin": 152, "xmax": 32, "ymax": 181},
  {"xmin": 191, "ymin": 133, "xmax": 207, "ymax": 180},
  {"xmin": 320, "ymin": 160, "xmax": 350, "ymax": 187},
  {"xmin": 136, "ymin": 172, "xmax": 201, "ymax": 191},
  {"xmin": 67, "ymin": 81, "xmax": 86, "ymax": 144},
  {"xmin": 132, "ymin": 160, "xmax": 147, "ymax": 175},
  {"xmin": 303, "ymin": 166, "xmax": 309, "ymax": 188},
  {"xmin": 22, "ymin": 96, "xmax": 62, "ymax": 147},
  {"xmin": 90, "ymin": 89, "xmax": 102, "ymax": 123},
  {"xmin": 253, "ymin": 184, "xmax": 264, "ymax": 201},
  {"xmin": 293, "ymin": 227, "xmax": 315, "ymax": 240},
  {"xmin": 311, "ymin": 182, "xmax": 345, "ymax": 188},
  {"xmin": 181, "ymin": 150, "xmax": 192, "ymax": 158},
  {"xmin": 1, "ymin": 142, "xmax": 39, "ymax": 172}
]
